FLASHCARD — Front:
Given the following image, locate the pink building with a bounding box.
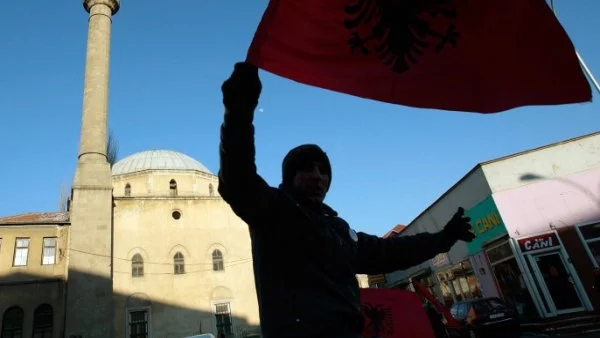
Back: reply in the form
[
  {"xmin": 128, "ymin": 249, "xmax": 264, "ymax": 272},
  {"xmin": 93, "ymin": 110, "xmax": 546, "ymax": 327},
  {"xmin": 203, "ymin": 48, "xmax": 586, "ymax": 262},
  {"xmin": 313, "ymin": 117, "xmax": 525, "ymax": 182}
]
[
  {"xmin": 492, "ymin": 158, "xmax": 600, "ymax": 318},
  {"xmin": 384, "ymin": 131, "xmax": 600, "ymax": 321}
]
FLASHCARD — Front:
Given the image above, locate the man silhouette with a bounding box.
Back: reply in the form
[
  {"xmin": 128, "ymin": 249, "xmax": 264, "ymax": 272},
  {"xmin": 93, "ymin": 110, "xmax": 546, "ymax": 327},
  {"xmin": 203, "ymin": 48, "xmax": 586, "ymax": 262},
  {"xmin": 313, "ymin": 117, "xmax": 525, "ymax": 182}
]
[{"xmin": 218, "ymin": 62, "xmax": 475, "ymax": 338}]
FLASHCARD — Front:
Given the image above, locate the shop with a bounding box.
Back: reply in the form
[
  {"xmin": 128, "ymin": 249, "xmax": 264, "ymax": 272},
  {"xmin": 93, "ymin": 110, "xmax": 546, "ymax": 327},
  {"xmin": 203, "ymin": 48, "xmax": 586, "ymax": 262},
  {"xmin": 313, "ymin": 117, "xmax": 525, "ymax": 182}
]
[
  {"xmin": 381, "ymin": 132, "xmax": 600, "ymax": 322},
  {"xmin": 513, "ymin": 231, "xmax": 594, "ymax": 318},
  {"xmin": 484, "ymin": 237, "xmax": 538, "ymax": 319},
  {"xmin": 462, "ymin": 196, "xmax": 507, "ymax": 301}
]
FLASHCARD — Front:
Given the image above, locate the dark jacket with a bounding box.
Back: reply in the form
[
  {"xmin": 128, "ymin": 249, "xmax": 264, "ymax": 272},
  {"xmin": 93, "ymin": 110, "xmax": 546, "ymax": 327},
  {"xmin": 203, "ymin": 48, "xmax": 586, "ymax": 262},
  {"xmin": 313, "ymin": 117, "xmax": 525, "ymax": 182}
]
[{"xmin": 218, "ymin": 108, "xmax": 457, "ymax": 338}]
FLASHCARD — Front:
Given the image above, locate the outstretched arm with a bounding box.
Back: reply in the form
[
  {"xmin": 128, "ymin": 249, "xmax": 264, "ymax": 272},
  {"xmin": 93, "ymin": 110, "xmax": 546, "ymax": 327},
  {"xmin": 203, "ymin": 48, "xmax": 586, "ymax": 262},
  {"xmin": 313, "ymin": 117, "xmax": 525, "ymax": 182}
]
[
  {"xmin": 356, "ymin": 231, "xmax": 454, "ymax": 275},
  {"xmin": 218, "ymin": 62, "xmax": 275, "ymax": 224},
  {"xmin": 356, "ymin": 207, "xmax": 474, "ymax": 275}
]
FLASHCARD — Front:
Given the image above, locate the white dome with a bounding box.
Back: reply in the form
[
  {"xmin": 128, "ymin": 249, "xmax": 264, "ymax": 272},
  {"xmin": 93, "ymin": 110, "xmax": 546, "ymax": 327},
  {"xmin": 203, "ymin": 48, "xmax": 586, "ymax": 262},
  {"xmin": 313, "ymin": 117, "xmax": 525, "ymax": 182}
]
[{"xmin": 112, "ymin": 150, "xmax": 213, "ymax": 176}]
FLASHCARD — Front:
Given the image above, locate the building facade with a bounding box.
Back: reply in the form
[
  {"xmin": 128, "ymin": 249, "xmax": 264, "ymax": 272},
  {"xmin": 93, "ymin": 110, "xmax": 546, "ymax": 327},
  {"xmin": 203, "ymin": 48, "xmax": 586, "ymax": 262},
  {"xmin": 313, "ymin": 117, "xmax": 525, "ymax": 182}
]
[
  {"xmin": 0, "ymin": 150, "xmax": 262, "ymax": 338},
  {"xmin": 0, "ymin": 213, "xmax": 69, "ymax": 338},
  {"xmin": 384, "ymin": 132, "xmax": 600, "ymax": 321}
]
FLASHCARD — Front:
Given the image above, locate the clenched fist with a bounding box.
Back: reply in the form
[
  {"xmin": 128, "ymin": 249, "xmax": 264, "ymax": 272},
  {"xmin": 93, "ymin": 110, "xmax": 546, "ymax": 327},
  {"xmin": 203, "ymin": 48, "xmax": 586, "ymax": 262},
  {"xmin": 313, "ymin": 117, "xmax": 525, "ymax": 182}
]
[{"xmin": 221, "ymin": 62, "xmax": 262, "ymax": 111}]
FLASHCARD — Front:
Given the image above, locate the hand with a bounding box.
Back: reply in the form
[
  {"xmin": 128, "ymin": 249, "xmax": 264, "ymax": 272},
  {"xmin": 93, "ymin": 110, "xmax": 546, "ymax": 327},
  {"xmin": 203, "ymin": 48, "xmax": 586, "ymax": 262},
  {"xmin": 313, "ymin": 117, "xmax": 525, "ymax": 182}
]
[
  {"xmin": 222, "ymin": 62, "xmax": 262, "ymax": 111},
  {"xmin": 443, "ymin": 207, "xmax": 475, "ymax": 243}
]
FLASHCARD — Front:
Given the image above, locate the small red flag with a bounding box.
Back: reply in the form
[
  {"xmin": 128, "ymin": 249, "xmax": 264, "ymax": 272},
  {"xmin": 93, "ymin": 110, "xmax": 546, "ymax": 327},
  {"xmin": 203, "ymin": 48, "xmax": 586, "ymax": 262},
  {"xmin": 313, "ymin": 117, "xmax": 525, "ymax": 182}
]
[
  {"xmin": 247, "ymin": 0, "xmax": 591, "ymax": 113},
  {"xmin": 360, "ymin": 288, "xmax": 435, "ymax": 338}
]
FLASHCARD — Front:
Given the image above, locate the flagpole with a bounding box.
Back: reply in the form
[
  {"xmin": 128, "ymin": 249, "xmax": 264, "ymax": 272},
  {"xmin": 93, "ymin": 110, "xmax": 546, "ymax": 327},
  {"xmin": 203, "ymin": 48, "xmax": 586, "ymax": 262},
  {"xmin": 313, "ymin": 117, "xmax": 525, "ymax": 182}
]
[
  {"xmin": 576, "ymin": 51, "xmax": 600, "ymax": 95},
  {"xmin": 550, "ymin": 0, "xmax": 600, "ymax": 96}
]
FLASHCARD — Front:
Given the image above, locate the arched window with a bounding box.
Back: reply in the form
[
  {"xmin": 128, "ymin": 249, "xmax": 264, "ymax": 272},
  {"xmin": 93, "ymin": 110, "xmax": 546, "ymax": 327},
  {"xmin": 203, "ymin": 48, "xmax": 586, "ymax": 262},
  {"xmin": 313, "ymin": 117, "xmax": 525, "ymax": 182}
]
[
  {"xmin": 209, "ymin": 183, "xmax": 214, "ymax": 196},
  {"xmin": 174, "ymin": 252, "xmax": 185, "ymax": 275},
  {"xmin": 132, "ymin": 254, "xmax": 144, "ymax": 277},
  {"xmin": 125, "ymin": 183, "xmax": 131, "ymax": 197},
  {"xmin": 169, "ymin": 179, "xmax": 178, "ymax": 196},
  {"xmin": 1, "ymin": 306, "xmax": 24, "ymax": 338},
  {"xmin": 32, "ymin": 304, "xmax": 53, "ymax": 338},
  {"xmin": 212, "ymin": 250, "xmax": 224, "ymax": 271}
]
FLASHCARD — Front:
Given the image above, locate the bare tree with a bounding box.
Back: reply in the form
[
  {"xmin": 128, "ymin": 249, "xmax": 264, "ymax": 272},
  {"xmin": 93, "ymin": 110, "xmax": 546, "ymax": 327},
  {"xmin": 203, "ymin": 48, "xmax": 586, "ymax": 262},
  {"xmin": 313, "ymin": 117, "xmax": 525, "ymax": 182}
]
[
  {"xmin": 57, "ymin": 130, "xmax": 118, "ymax": 211},
  {"xmin": 58, "ymin": 182, "xmax": 70, "ymax": 212},
  {"xmin": 107, "ymin": 129, "xmax": 119, "ymax": 167}
]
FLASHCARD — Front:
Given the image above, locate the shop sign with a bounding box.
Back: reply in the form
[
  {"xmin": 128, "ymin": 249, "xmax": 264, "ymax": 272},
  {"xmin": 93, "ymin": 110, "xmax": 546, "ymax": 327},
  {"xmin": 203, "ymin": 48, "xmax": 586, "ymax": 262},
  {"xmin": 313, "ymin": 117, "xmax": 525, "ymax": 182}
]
[
  {"xmin": 518, "ymin": 232, "xmax": 560, "ymax": 253},
  {"xmin": 466, "ymin": 196, "xmax": 508, "ymax": 255}
]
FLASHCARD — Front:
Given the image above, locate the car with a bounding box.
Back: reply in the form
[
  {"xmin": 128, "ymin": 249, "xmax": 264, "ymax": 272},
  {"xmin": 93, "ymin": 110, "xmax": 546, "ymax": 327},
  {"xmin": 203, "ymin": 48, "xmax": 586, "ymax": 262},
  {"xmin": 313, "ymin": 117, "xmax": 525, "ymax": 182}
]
[{"xmin": 445, "ymin": 297, "xmax": 519, "ymax": 338}]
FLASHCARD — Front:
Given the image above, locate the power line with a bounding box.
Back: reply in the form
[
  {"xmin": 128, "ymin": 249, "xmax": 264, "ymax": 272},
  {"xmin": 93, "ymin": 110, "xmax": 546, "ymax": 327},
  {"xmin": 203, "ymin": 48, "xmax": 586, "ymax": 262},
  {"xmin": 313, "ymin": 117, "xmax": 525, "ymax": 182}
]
[
  {"xmin": 68, "ymin": 248, "xmax": 253, "ymax": 266},
  {"xmin": 113, "ymin": 258, "xmax": 254, "ymax": 275}
]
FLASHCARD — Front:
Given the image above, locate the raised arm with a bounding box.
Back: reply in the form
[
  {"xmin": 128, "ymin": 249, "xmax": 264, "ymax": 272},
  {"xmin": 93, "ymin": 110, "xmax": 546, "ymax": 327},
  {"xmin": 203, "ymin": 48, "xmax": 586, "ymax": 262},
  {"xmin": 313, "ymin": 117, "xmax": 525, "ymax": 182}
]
[
  {"xmin": 218, "ymin": 62, "xmax": 274, "ymax": 223},
  {"xmin": 356, "ymin": 207, "xmax": 475, "ymax": 275}
]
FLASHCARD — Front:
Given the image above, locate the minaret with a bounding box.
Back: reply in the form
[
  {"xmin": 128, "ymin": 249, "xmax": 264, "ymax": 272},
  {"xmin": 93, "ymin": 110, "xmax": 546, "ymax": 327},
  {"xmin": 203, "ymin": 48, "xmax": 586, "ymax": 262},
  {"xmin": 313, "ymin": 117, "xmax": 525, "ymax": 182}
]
[{"xmin": 65, "ymin": 0, "xmax": 119, "ymax": 337}]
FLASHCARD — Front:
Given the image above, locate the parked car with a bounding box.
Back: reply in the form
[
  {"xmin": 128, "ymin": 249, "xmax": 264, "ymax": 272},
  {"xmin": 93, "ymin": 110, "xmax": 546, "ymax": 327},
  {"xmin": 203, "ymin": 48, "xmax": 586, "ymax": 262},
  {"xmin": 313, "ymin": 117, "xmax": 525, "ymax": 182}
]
[{"xmin": 445, "ymin": 297, "xmax": 519, "ymax": 338}]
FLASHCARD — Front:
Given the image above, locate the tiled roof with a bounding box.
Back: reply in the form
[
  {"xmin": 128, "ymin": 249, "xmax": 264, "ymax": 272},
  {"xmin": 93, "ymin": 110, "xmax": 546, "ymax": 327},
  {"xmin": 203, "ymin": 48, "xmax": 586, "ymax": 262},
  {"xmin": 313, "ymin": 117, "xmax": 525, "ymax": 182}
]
[
  {"xmin": 383, "ymin": 224, "xmax": 406, "ymax": 238},
  {"xmin": 0, "ymin": 212, "xmax": 69, "ymax": 225}
]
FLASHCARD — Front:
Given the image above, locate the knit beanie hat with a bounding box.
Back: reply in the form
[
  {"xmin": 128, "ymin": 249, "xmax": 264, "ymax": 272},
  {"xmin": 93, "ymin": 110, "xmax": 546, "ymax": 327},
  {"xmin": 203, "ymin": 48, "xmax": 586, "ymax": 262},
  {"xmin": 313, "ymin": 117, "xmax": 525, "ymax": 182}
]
[{"xmin": 281, "ymin": 144, "xmax": 332, "ymax": 187}]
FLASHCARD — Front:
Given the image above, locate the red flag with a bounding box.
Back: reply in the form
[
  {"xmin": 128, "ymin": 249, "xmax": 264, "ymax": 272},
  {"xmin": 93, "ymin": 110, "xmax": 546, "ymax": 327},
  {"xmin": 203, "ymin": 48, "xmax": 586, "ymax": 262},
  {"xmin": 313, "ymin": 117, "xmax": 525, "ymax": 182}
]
[
  {"xmin": 247, "ymin": 0, "xmax": 591, "ymax": 113},
  {"xmin": 360, "ymin": 288, "xmax": 435, "ymax": 338},
  {"xmin": 411, "ymin": 280, "xmax": 459, "ymax": 328}
]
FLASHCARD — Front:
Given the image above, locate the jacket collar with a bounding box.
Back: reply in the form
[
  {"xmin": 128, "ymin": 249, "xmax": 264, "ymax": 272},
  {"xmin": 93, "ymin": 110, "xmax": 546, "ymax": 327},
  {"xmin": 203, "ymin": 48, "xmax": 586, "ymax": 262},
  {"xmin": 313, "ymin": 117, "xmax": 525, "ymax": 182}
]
[{"xmin": 279, "ymin": 184, "xmax": 338, "ymax": 216}]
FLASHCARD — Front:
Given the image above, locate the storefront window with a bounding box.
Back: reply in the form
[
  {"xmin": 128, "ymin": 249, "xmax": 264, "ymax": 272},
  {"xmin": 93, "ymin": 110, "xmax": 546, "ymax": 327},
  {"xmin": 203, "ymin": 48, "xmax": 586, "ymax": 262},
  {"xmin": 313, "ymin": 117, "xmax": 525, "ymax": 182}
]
[
  {"xmin": 439, "ymin": 259, "xmax": 483, "ymax": 305},
  {"xmin": 487, "ymin": 240, "xmax": 513, "ymax": 263},
  {"xmin": 578, "ymin": 222, "xmax": 600, "ymax": 267},
  {"xmin": 437, "ymin": 272, "xmax": 455, "ymax": 307},
  {"xmin": 486, "ymin": 240, "xmax": 538, "ymax": 320},
  {"xmin": 466, "ymin": 274, "xmax": 482, "ymax": 298}
]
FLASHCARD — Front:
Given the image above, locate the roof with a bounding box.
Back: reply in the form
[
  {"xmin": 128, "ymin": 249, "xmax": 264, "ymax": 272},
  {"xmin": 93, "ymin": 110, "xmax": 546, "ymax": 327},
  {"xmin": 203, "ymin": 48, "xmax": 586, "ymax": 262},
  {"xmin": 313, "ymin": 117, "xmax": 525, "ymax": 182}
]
[
  {"xmin": 401, "ymin": 130, "xmax": 600, "ymax": 233},
  {"xmin": 112, "ymin": 150, "xmax": 213, "ymax": 176},
  {"xmin": 0, "ymin": 212, "xmax": 69, "ymax": 225},
  {"xmin": 478, "ymin": 130, "xmax": 600, "ymax": 167},
  {"xmin": 383, "ymin": 224, "xmax": 406, "ymax": 238}
]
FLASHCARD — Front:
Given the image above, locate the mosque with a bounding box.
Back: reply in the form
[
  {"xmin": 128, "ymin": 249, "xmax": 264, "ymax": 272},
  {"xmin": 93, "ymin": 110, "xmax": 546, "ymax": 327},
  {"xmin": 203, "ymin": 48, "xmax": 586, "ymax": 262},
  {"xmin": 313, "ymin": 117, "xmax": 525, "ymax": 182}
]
[
  {"xmin": 0, "ymin": 1, "xmax": 262, "ymax": 337},
  {"xmin": 0, "ymin": 149, "xmax": 263, "ymax": 338}
]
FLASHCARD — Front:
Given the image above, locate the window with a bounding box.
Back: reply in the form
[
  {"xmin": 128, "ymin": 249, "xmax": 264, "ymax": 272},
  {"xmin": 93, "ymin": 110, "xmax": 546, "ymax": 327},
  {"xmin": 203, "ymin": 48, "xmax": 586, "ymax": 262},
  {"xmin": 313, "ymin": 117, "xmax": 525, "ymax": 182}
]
[
  {"xmin": 13, "ymin": 238, "xmax": 30, "ymax": 266},
  {"xmin": 125, "ymin": 183, "xmax": 131, "ymax": 197},
  {"xmin": 169, "ymin": 179, "xmax": 178, "ymax": 196},
  {"xmin": 214, "ymin": 303, "xmax": 233, "ymax": 336},
  {"xmin": 174, "ymin": 252, "xmax": 185, "ymax": 275},
  {"xmin": 486, "ymin": 240, "xmax": 536, "ymax": 319},
  {"xmin": 32, "ymin": 304, "xmax": 53, "ymax": 338},
  {"xmin": 132, "ymin": 254, "xmax": 144, "ymax": 277},
  {"xmin": 212, "ymin": 250, "xmax": 224, "ymax": 271},
  {"xmin": 209, "ymin": 183, "xmax": 214, "ymax": 196},
  {"xmin": 486, "ymin": 241, "xmax": 513, "ymax": 264},
  {"xmin": 42, "ymin": 238, "xmax": 57, "ymax": 265},
  {"xmin": 578, "ymin": 222, "xmax": 600, "ymax": 267},
  {"xmin": 1, "ymin": 306, "xmax": 24, "ymax": 338},
  {"xmin": 128, "ymin": 309, "xmax": 149, "ymax": 338},
  {"xmin": 171, "ymin": 210, "xmax": 181, "ymax": 220}
]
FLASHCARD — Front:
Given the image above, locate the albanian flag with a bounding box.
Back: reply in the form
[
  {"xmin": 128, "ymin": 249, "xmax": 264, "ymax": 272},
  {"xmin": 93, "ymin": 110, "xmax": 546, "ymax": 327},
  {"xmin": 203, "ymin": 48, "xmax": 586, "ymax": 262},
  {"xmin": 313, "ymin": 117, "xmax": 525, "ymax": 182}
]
[
  {"xmin": 360, "ymin": 288, "xmax": 435, "ymax": 338},
  {"xmin": 247, "ymin": 0, "xmax": 592, "ymax": 113}
]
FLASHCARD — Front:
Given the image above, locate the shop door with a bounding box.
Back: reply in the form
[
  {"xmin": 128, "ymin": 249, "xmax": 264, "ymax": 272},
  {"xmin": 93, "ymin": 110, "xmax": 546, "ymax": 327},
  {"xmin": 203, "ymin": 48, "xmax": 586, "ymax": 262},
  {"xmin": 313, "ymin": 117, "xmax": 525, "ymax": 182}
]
[{"xmin": 529, "ymin": 252, "xmax": 585, "ymax": 314}]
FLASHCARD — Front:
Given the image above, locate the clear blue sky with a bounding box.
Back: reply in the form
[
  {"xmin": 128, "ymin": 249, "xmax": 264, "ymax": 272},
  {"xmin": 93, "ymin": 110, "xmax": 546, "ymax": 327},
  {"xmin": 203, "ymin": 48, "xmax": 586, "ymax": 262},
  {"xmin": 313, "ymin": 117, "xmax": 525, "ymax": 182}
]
[{"xmin": 0, "ymin": 0, "xmax": 598, "ymax": 236}]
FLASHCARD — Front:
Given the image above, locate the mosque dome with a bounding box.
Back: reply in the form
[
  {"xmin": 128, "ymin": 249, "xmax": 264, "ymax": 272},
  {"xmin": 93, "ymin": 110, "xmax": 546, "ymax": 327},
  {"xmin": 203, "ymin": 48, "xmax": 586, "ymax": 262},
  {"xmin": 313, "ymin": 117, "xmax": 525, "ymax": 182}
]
[{"xmin": 112, "ymin": 150, "xmax": 213, "ymax": 176}]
